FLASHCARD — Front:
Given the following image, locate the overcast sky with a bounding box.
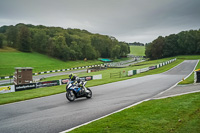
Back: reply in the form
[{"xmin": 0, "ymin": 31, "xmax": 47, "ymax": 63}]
[{"xmin": 0, "ymin": 0, "xmax": 200, "ymax": 43}]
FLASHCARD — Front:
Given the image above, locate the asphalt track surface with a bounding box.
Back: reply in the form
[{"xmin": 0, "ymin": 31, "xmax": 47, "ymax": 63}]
[{"xmin": 0, "ymin": 60, "xmax": 198, "ymax": 133}]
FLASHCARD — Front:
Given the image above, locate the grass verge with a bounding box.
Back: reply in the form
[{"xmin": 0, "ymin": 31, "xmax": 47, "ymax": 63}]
[{"xmin": 69, "ymin": 92, "xmax": 200, "ymax": 133}]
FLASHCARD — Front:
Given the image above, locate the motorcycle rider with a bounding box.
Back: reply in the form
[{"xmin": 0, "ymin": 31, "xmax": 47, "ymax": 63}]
[
  {"xmin": 69, "ymin": 73, "xmax": 77, "ymax": 83},
  {"xmin": 69, "ymin": 73, "xmax": 89, "ymax": 93}
]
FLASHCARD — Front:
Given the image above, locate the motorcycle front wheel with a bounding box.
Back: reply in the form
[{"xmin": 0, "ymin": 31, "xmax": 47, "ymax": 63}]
[
  {"xmin": 66, "ymin": 90, "xmax": 75, "ymax": 101},
  {"xmin": 86, "ymin": 88, "xmax": 92, "ymax": 99}
]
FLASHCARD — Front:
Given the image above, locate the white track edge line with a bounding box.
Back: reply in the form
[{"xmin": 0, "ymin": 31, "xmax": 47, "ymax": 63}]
[
  {"xmin": 61, "ymin": 90, "xmax": 200, "ymax": 133},
  {"xmin": 60, "ymin": 60, "xmax": 199, "ymax": 133},
  {"xmin": 161, "ymin": 59, "xmax": 183, "ymax": 74},
  {"xmin": 60, "ymin": 99, "xmax": 150, "ymax": 133},
  {"xmin": 151, "ymin": 90, "xmax": 200, "ymax": 100},
  {"xmin": 154, "ymin": 60, "xmax": 199, "ymax": 97},
  {"xmin": 183, "ymin": 60, "xmax": 199, "ymax": 80}
]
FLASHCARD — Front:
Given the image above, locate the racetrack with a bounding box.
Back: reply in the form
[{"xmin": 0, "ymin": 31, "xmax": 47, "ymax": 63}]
[{"xmin": 0, "ymin": 60, "xmax": 198, "ymax": 133}]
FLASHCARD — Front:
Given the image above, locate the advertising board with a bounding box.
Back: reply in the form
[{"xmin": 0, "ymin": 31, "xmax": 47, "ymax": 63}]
[
  {"xmin": 85, "ymin": 76, "xmax": 92, "ymax": 81},
  {"xmin": 149, "ymin": 66, "xmax": 156, "ymax": 70},
  {"xmin": 61, "ymin": 79, "xmax": 70, "ymax": 84},
  {"xmin": 36, "ymin": 80, "xmax": 59, "ymax": 88},
  {"xmin": 0, "ymin": 85, "xmax": 15, "ymax": 93},
  {"xmin": 15, "ymin": 83, "xmax": 36, "ymax": 91}
]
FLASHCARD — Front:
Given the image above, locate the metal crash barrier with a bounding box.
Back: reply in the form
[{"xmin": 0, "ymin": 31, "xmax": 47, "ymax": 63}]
[{"xmin": 194, "ymin": 69, "xmax": 200, "ymax": 83}]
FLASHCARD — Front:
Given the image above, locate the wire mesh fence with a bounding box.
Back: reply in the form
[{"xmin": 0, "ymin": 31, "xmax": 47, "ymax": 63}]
[{"xmin": 110, "ymin": 71, "xmax": 127, "ymax": 78}]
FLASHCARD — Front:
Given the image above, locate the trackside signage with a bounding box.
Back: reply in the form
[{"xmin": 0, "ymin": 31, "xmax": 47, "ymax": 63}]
[
  {"xmin": 149, "ymin": 66, "xmax": 156, "ymax": 70},
  {"xmin": 61, "ymin": 79, "xmax": 70, "ymax": 84},
  {"xmin": 85, "ymin": 76, "xmax": 93, "ymax": 81},
  {"xmin": 0, "ymin": 85, "xmax": 15, "ymax": 93},
  {"xmin": 15, "ymin": 83, "xmax": 36, "ymax": 91},
  {"xmin": 36, "ymin": 80, "xmax": 59, "ymax": 88}
]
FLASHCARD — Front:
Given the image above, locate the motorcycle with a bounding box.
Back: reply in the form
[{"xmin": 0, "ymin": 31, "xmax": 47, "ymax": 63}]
[{"xmin": 66, "ymin": 80, "xmax": 92, "ymax": 101}]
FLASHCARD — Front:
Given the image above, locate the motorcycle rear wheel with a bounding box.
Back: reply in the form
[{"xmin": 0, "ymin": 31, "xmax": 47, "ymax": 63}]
[{"xmin": 66, "ymin": 90, "xmax": 75, "ymax": 101}]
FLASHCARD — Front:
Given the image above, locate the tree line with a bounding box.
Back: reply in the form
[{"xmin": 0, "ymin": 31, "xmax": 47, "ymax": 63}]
[
  {"xmin": 145, "ymin": 29, "xmax": 200, "ymax": 60},
  {"xmin": 0, "ymin": 23, "xmax": 130, "ymax": 61}
]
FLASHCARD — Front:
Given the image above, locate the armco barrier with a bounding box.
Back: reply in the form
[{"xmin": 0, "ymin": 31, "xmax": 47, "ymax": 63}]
[
  {"xmin": 140, "ymin": 67, "xmax": 149, "ymax": 73},
  {"xmin": 124, "ymin": 58, "xmax": 176, "ymax": 77},
  {"xmin": 149, "ymin": 66, "xmax": 156, "ymax": 70},
  {"xmin": 133, "ymin": 70, "xmax": 137, "ymax": 75},
  {"xmin": 136, "ymin": 69, "xmax": 141, "ymax": 74},
  {"xmin": 128, "ymin": 70, "xmax": 133, "ymax": 76},
  {"xmin": 93, "ymin": 74, "xmax": 102, "ymax": 80}
]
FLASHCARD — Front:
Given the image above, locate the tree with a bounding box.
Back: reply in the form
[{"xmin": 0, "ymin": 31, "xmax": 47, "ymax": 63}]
[
  {"xmin": 46, "ymin": 37, "xmax": 54, "ymax": 56},
  {"xmin": 6, "ymin": 26, "xmax": 18, "ymax": 47},
  {"xmin": 163, "ymin": 34, "xmax": 179, "ymax": 57},
  {"xmin": 82, "ymin": 44, "xmax": 97, "ymax": 60},
  {"xmin": 18, "ymin": 26, "xmax": 31, "ymax": 52},
  {"xmin": 145, "ymin": 43, "xmax": 153, "ymax": 59},
  {"xmin": 146, "ymin": 36, "xmax": 165, "ymax": 60},
  {"xmin": 69, "ymin": 41, "xmax": 82, "ymax": 60},
  {"xmin": 120, "ymin": 42, "xmax": 129, "ymax": 56},
  {"xmin": 145, "ymin": 29, "xmax": 200, "ymax": 59},
  {"xmin": 0, "ymin": 33, "xmax": 4, "ymax": 48},
  {"xmin": 53, "ymin": 35, "xmax": 70, "ymax": 61},
  {"xmin": 33, "ymin": 30, "xmax": 48, "ymax": 53},
  {"xmin": 112, "ymin": 45, "xmax": 121, "ymax": 58},
  {"xmin": 0, "ymin": 23, "xmax": 132, "ymax": 61}
]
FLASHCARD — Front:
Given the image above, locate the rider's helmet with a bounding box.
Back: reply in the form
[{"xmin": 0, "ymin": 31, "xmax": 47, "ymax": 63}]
[{"xmin": 69, "ymin": 73, "xmax": 76, "ymax": 81}]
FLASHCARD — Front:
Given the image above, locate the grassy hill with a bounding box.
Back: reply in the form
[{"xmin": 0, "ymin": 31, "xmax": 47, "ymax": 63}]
[
  {"xmin": 0, "ymin": 47, "xmax": 102, "ymax": 77},
  {"xmin": 129, "ymin": 45, "xmax": 145, "ymax": 56}
]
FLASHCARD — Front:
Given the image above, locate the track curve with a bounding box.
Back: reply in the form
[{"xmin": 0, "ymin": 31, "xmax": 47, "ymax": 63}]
[{"xmin": 0, "ymin": 60, "xmax": 198, "ymax": 133}]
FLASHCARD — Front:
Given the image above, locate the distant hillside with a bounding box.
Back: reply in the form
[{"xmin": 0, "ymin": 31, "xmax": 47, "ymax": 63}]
[
  {"xmin": 0, "ymin": 47, "xmax": 102, "ymax": 76},
  {"xmin": 0, "ymin": 23, "xmax": 130, "ymax": 61},
  {"xmin": 129, "ymin": 45, "xmax": 145, "ymax": 56}
]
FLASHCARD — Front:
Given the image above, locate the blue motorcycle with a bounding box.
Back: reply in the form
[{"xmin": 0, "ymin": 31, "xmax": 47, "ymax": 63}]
[{"xmin": 66, "ymin": 80, "xmax": 92, "ymax": 101}]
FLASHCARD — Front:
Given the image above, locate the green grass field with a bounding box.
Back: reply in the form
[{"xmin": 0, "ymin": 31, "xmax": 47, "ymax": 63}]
[
  {"xmin": 69, "ymin": 92, "xmax": 200, "ymax": 133},
  {"xmin": 129, "ymin": 45, "xmax": 145, "ymax": 56},
  {"xmin": 0, "ymin": 48, "xmax": 102, "ymax": 77}
]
